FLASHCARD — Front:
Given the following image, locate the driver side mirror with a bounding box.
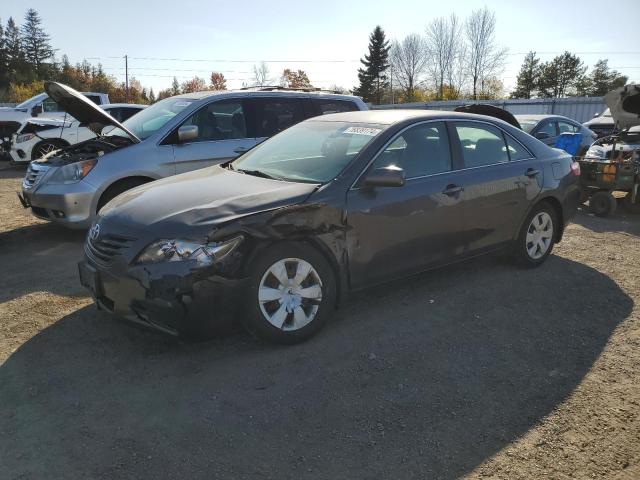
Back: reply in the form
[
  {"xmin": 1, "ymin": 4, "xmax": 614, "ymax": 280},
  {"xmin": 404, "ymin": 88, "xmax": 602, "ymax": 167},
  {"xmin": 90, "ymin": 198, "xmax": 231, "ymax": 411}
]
[
  {"xmin": 534, "ymin": 131, "xmax": 550, "ymax": 140},
  {"xmin": 31, "ymin": 104, "xmax": 43, "ymax": 117},
  {"xmin": 178, "ymin": 125, "xmax": 198, "ymax": 143},
  {"xmin": 363, "ymin": 166, "xmax": 405, "ymax": 188}
]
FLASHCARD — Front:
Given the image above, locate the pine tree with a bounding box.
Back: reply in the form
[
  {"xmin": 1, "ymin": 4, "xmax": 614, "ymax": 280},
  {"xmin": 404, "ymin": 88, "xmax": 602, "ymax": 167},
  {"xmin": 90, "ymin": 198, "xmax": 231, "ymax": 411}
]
[
  {"xmin": 21, "ymin": 9, "xmax": 54, "ymax": 75},
  {"xmin": 5, "ymin": 17, "xmax": 23, "ymax": 76},
  {"xmin": 510, "ymin": 52, "xmax": 540, "ymax": 99},
  {"xmin": 537, "ymin": 52, "xmax": 586, "ymax": 98},
  {"xmin": 587, "ymin": 60, "xmax": 628, "ymax": 96},
  {"xmin": 171, "ymin": 77, "xmax": 181, "ymax": 95},
  {"xmin": 354, "ymin": 26, "xmax": 390, "ymax": 104},
  {"xmin": 149, "ymin": 88, "xmax": 156, "ymax": 103},
  {"xmin": 0, "ymin": 19, "xmax": 7, "ymax": 89}
]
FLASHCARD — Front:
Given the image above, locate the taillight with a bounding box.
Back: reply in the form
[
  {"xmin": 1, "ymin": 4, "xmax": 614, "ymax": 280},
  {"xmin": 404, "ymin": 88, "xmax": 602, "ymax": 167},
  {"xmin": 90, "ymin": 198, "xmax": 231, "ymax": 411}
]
[{"xmin": 570, "ymin": 161, "xmax": 581, "ymax": 176}]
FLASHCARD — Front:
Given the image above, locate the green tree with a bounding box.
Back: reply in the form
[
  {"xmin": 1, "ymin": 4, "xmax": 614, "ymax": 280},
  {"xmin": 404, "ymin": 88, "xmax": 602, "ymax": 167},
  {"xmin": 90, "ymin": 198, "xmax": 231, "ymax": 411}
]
[
  {"xmin": 5, "ymin": 18, "xmax": 24, "ymax": 79},
  {"xmin": 354, "ymin": 25, "xmax": 390, "ymax": 104},
  {"xmin": 578, "ymin": 59, "xmax": 628, "ymax": 96},
  {"xmin": 510, "ymin": 51, "xmax": 540, "ymax": 99},
  {"xmin": 171, "ymin": 76, "xmax": 181, "ymax": 95},
  {"xmin": 0, "ymin": 19, "xmax": 8, "ymax": 90},
  {"xmin": 21, "ymin": 8, "xmax": 54, "ymax": 75},
  {"xmin": 537, "ymin": 52, "xmax": 586, "ymax": 98},
  {"xmin": 149, "ymin": 87, "xmax": 156, "ymax": 103}
]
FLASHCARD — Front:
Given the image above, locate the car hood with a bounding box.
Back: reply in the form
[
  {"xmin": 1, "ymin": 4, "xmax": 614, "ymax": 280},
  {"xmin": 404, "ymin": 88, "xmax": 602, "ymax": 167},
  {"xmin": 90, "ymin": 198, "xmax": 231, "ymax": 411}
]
[
  {"xmin": 44, "ymin": 81, "xmax": 139, "ymax": 142},
  {"xmin": 100, "ymin": 166, "xmax": 319, "ymax": 234},
  {"xmin": 454, "ymin": 104, "xmax": 522, "ymax": 129},
  {"xmin": 605, "ymin": 84, "xmax": 640, "ymax": 130}
]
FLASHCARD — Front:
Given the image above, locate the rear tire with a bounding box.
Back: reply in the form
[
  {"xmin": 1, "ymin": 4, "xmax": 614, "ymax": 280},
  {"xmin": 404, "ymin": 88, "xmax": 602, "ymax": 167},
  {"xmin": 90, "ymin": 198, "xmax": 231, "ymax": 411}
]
[
  {"xmin": 589, "ymin": 190, "xmax": 616, "ymax": 217},
  {"xmin": 242, "ymin": 241, "xmax": 336, "ymax": 344},
  {"xmin": 513, "ymin": 203, "xmax": 557, "ymax": 268}
]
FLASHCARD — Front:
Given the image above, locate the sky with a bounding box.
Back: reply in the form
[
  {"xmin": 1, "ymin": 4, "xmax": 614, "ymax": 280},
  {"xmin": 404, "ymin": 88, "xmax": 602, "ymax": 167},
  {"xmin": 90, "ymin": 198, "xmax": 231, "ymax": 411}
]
[{"xmin": 2, "ymin": 0, "xmax": 639, "ymax": 96}]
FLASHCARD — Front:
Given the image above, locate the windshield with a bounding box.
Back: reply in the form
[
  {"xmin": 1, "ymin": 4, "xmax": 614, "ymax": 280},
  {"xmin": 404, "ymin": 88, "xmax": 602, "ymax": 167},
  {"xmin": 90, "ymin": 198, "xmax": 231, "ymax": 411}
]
[
  {"xmin": 15, "ymin": 93, "xmax": 46, "ymax": 109},
  {"xmin": 519, "ymin": 120, "xmax": 538, "ymax": 133},
  {"xmin": 232, "ymin": 121, "xmax": 384, "ymax": 183},
  {"xmin": 105, "ymin": 97, "xmax": 194, "ymax": 140}
]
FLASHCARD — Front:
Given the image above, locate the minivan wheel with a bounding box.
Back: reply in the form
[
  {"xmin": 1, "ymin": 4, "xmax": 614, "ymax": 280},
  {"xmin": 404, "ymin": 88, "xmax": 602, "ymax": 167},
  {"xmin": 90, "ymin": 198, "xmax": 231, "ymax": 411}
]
[
  {"xmin": 243, "ymin": 242, "xmax": 336, "ymax": 344},
  {"xmin": 97, "ymin": 178, "xmax": 151, "ymax": 213},
  {"xmin": 589, "ymin": 190, "xmax": 616, "ymax": 217},
  {"xmin": 513, "ymin": 204, "xmax": 557, "ymax": 268}
]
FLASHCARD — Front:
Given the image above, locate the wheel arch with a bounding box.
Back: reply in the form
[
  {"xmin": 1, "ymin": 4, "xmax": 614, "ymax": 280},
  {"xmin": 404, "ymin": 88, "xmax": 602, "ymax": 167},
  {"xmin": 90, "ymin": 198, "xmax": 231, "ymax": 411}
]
[
  {"xmin": 517, "ymin": 195, "xmax": 565, "ymax": 244},
  {"xmin": 96, "ymin": 175, "xmax": 156, "ymax": 213},
  {"xmin": 30, "ymin": 138, "xmax": 70, "ymax": 160}
]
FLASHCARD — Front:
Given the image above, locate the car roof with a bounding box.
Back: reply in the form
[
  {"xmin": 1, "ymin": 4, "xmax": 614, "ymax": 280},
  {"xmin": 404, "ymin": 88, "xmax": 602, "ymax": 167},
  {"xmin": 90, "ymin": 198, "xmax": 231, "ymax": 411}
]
[
  {"xmin": 172, "ymin": 89, "xmax": 362, "ymax": 102},
  {"xmin": 514, "ymin": 114, "xmax": 575, "ymax": 122},
  {"xmin": 311, "ymin": 109, "xmax": 518, "ymax": 126},
  {"xmin": 103, "ymin": 103, "xmax": 147, "ymax": 109}
]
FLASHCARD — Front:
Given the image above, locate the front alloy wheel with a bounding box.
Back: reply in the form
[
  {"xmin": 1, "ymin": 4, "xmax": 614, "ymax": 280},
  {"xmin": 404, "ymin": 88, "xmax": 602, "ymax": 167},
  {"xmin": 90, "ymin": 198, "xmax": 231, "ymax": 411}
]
[
  {"xmin": 258, "ymin": 258, "xmax": 323, "ymax": 331},
  {"xmin": 244, "ymin": 242, "xmax": 336, "ymax": 344}
]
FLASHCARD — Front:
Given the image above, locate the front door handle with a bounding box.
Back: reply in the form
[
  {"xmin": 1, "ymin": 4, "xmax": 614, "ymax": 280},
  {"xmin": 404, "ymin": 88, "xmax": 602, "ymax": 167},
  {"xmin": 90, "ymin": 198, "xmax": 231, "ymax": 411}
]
[
  {"xmin": 442, "ymin": 184, "xmax": 464, "ymax": 196},
  {"xmin": 525, "ymin": 168, "xmax": 541, "ymax": 178},
  {"xmin": 233, "ymin": 147, "xmax": 249, "ymax": 154}
]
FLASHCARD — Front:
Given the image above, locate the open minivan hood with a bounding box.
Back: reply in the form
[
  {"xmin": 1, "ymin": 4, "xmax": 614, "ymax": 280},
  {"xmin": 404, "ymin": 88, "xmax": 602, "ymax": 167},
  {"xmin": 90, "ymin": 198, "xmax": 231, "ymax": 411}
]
[
  {"xmin": 604, "ymin": 84, "xmax": 640, "ymax": 131},
  {"xmin": 44, "ymin": 81, "xmax": 140, "ymax": 143},
  {"xmin": 454, "ymin": 104, "xmax": 522, "ymax": 129}
]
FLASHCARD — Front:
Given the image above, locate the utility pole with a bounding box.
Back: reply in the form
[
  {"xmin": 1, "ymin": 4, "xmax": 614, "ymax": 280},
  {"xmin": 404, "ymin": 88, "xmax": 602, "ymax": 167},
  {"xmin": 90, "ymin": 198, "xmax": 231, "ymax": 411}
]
[{"xmin": 124, "ymin": 54, "xmax": 129, "ymax": 103}]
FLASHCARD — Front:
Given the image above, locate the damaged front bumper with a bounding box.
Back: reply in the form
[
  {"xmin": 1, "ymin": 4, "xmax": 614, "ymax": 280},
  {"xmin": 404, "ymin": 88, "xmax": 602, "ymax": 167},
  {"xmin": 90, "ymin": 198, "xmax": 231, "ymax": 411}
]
[{"xmin": 78, "ymin": 254, "xmax": 249, "ymax": 336}]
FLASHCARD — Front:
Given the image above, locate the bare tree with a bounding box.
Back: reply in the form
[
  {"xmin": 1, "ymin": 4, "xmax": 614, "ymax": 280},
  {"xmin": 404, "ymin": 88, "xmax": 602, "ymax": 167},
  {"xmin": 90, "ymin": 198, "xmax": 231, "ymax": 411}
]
[
  {"xmin": 252, "ymin": 62, "xmax": 273, "ymax": 86},
  {"xmin": 465, "ymin": 7, "xmax": 507, "ymax": 99},
  {"xmin": 425, "ymin": 14, "xmax": 462, "ymax": 100},
  {"xmin": 390, "ymin": 34, "xmax": 429, "ymax": 102}
]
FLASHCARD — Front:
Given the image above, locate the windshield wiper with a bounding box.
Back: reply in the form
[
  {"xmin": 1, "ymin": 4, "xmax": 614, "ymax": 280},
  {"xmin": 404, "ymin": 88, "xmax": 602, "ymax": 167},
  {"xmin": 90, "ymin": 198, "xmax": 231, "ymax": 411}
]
[{"xmin": 235, "ymin": 168, "xmax": 282, "ymax": 180}]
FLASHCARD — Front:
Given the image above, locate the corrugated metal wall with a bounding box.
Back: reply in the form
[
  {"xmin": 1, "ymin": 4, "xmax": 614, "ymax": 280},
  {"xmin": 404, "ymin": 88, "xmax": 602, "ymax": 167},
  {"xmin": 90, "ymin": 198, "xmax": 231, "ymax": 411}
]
[{"xmin": 373, "ymin": 97, "xmax": 606, "ymax": 123}]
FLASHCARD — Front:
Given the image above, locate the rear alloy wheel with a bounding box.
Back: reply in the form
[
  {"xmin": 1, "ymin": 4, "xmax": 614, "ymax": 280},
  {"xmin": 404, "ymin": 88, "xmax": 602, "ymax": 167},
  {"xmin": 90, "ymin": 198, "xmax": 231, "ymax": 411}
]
[
  {"xmin": 589, "ymin": 190, "xmax": 616, "ymax": 217},
  {"xmin": 513, "ymin": 204, "xmax": 557, "ymax": 268},
  {"xmin": 243, "ymin": 242, "xmax": 336, "ymax": 344}
]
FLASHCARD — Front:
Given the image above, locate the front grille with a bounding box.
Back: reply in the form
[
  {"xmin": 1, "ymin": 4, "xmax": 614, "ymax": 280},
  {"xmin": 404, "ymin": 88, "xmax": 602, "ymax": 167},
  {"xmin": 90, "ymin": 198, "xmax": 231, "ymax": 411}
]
[
  {"xmin": 22, "ymin": 163, "xmax": 49, "ymax": 189},
  {"xmin": 85, "ymin": 232, "xmax": 136, "ymax": 266}
]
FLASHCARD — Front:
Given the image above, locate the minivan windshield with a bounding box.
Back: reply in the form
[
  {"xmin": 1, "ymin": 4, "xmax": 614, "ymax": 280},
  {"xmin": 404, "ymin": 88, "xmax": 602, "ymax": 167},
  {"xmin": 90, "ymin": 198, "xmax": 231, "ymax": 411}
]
[
  {"xmin": 105, "ymin": 97, "xmax": 194, "ymax": 140},
  {"xmin": 232, "ymin": 121, "xmax": 385, "ymax": 183}
]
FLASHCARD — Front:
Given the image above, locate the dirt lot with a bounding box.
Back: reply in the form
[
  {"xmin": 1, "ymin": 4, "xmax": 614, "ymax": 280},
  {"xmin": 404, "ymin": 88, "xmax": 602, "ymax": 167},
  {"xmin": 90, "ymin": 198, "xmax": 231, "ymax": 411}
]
[{"xmin": 0, "ymin": 163, "xmax": 639, "ymax": 480}]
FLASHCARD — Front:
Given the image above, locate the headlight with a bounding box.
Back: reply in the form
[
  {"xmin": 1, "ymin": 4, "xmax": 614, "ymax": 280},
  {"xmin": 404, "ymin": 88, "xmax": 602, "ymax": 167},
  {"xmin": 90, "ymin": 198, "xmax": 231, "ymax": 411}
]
[
  {"xmin": 16, "ymin": 133, "xmax": 35, "ymax": 143},
  {"xmin": 134, "ymin": 236, "xmax": 243, "ymax": 266},
  {"xmin": 47, "ymin": 159, "xmax": 97, "ymax": 184}
]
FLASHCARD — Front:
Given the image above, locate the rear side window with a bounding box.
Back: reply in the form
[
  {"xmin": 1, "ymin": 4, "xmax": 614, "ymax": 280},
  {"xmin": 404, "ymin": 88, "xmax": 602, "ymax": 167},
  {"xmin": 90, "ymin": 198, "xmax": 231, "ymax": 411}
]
[
  {"xmin": 253, "ymin": 98, "xmax": 305, "ymax": 137},
  {"xmin": 306, "ymin": 99, "xmax": 358, "ymax": 118},
  {"xmin": 537, "ymin": 121, "xmax": 557, "ymax": 137},
  {"xmin": 455, "ymin": 123, "xmax": 509, "ymax": 168},
  {"xmin": 558, "ymin": 121, "xmax": 578, "ymax": 134},
  {"xmin": 84, "ymin": 95, "xmax": 102, "ymax": 105},
  {"xmin": 119, "ymin": 107, "xmax": 142, "ymax": 122},
  {"xmin": 179, "ymin": 100, "xmax": 248, "ymax": 142},
  {"xmin": 504, "ymin": 134, "xmax": 532, "ymax": 161},
  {"xmin": 370, "ymin": 122, "xmax": 451, "ymax": 178}
]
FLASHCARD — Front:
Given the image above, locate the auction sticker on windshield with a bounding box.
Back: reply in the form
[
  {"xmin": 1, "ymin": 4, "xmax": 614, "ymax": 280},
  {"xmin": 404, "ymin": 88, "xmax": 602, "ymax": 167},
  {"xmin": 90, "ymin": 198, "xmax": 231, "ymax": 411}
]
[{"xmin": 343, "ymin": 126, "xmax": 381, "ymax": 136}]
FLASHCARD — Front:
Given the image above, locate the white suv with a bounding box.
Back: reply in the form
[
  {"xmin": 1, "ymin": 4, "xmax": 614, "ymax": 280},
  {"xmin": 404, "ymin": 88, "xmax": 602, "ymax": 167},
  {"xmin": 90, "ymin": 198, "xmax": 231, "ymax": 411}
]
[{"xmin": 10, "ymin": 104, "xmax": 146, "ymax": 163}]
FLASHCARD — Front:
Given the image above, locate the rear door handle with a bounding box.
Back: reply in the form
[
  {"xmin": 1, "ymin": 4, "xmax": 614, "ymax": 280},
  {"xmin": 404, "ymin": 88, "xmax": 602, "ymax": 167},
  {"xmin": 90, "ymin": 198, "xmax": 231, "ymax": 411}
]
[
  {"xmin": 442, "ymin": 184, "xmax": 464, "ymax": 196},
  {"xmin": 525, "ymin": 168, "xmax": 541, "ymax": 178},
  {"xmin": 233, "ymin": 147, "xmax": 249, "ymax": 154}
]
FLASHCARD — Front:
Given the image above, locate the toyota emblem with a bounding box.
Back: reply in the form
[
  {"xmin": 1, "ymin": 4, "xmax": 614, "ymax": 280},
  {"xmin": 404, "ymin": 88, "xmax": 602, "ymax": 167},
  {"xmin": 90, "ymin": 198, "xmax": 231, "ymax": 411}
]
[{"xmin": 89, "ymin": 223, "xmax": 100, "ymax": 241}]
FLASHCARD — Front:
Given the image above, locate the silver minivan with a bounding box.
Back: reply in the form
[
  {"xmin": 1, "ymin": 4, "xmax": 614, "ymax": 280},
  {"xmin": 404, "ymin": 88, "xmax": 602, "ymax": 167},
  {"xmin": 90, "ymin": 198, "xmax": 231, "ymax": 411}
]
[{"xmin": 19, "ymin": 82, "xmax": 367, "ymax": 228}]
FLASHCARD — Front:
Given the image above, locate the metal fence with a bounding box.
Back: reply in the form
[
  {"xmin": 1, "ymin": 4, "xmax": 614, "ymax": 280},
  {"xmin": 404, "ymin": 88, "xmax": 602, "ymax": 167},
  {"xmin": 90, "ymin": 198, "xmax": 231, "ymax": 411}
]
[{"xmin": 373, "ymin": 97, "xmax": 606, "ymax": 124}]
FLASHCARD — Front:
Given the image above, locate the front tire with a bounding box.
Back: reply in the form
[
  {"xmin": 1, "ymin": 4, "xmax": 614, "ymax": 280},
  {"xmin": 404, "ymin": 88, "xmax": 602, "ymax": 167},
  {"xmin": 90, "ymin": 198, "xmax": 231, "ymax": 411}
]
[
  {"xmin": 242, "ymin": 242, "xmax": 336, "ymax": 344},
  {"xmin": 513, "ymin": 203, "xmax": 557, "ymax": 268}
]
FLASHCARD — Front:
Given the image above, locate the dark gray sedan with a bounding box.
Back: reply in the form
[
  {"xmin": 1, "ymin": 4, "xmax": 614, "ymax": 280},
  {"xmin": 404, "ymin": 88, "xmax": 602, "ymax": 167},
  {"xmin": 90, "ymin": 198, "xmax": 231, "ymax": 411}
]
[
  {"xmin": 516, "ymin": 114, "xmax": 597, "ymax": 155},
  {"xmin": 79, "ymin": 110, "xmax": 581, "ymax": 343}
]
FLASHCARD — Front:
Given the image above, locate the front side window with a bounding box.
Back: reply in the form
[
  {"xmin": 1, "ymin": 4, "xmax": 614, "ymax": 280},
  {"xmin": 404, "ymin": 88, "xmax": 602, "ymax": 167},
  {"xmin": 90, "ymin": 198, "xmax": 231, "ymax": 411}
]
[
  {"xmin": 455, "ymin": 123, "xmax": 509, "ymax": 168},
  {"xmin": 370, "ymin": 122, "xmax": 451, "ymax": 178},
  {"xmin": 253, "ymin": 98, "xmax": 304, "ymax": 137},
  {"xmin": 558, "ymin": 121, "xmax": 578, "ymax": 134},
  {"xmin": 42, "ymin": 97, "xmax": 61, "ymax": 113},
  {"xmin": 233, "ymin": 120, "xmax": 384, "ymax": 183},
  {"xmin": 180, "ymin": 100, "xmax": 247, "ymax": 142},
  {"xmin": 537, "ymin": 121, "xmax": 557, "ymax": 137}
]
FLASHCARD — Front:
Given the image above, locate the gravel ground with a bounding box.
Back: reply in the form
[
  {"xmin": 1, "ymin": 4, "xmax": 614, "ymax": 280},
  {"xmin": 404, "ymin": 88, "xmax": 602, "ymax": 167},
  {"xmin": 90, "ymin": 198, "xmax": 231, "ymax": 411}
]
[{"xmin": 0, "ymin": 163, "xmax": 639, "ymax": 479}]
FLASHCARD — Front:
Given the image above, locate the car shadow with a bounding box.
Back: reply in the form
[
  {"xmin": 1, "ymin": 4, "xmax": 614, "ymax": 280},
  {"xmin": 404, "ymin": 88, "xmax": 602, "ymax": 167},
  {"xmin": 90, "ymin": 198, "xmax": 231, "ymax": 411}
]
[
  {"xmin": 0, "ymin": 162, "xmax": 27, "ymax": 178},
  {"xmin": 0, "ymin": 222, "xmax": 86, "ymax": 303},
  {"xmin": 573, "ymin": 206, "xmax": 640, "ymax": 236},
  {"xmin": 0, "ymin": 254, "xmax": 633, "ymax": 479}
]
